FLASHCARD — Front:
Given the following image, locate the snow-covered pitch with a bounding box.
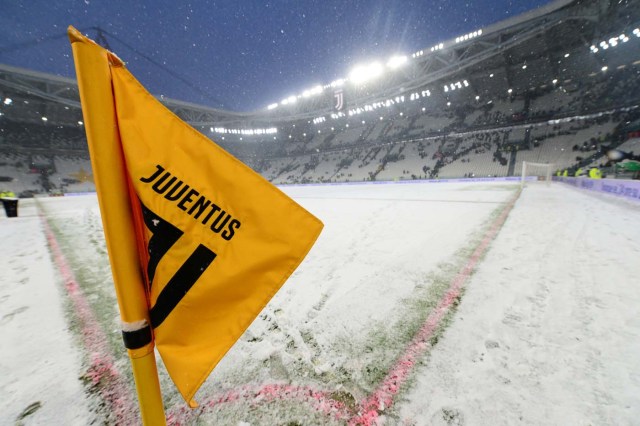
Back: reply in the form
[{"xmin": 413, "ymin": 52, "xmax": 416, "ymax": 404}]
[{"xmin": 1, "ymin": 180, "xmax": 639, "ymax": 425}]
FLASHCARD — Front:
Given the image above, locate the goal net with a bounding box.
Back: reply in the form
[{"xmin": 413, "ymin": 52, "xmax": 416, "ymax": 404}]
[{"xmin": 521, "ymin": 161, "xmax": 554, "ymax": 187}]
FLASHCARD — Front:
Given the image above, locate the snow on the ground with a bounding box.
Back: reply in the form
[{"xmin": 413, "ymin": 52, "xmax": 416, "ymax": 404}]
[
  {"xmin": 398, "ymin": 183, "xmax": 640, "ymax": 425},
  {"xmin": 0, "ymin": 199, "xmax": 90, "ymax": 425},
  {"xmin": 1, "ymin": 181, "xmax": 639, "ymax": 425}
]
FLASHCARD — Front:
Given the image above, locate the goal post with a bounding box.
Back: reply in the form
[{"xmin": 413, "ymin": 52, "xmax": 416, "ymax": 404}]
[{"xmin": 521, "ymin": 161, "xmax": 555, "ymax": 187}]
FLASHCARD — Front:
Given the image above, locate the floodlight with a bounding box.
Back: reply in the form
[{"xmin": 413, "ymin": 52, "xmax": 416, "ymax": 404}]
[
  {"xmin": 387, "ymin": 55, "xmax": 408, "ymax": 69},
  {"xmin": 78, "ymin": 121, "xmax": 83, "ymax": 125},
  {"xmin": 564, "ymin": 53, "xmax": 570, "ymax": 58},
  {"xmin": 41, "ymin": 117, "xmax": 48, "ymax": 122},
  {"xmin": 3, "ymin": 98, "xmax": 12, "ymax": 105},
  {"xmin": 349, "ymin": 62, "xmax": 384, "ymax": 84},
  {"xmin": 602, "ymin": 66, "xmax": 608, "ymax": 71},
  {"xmin": 267, "ymin": 103, "xmax": 278, "ymax": 110},
  {"xmin": 507, "ymin": 88, "xmax": 513, "ymax": 94}
]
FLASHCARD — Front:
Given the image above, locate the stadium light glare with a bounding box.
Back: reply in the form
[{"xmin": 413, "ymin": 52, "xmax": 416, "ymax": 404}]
[
  {"xmin": 41, "ymin": 117, "xmax": 48, "ymax": 122},
  {"xmin": 387, "ymin": 55, "xmax": 408, "ymax": 69},
  {"xmin": 422, "ymin": 107, "xmax": 426, "ymax": 111},
  {"xmin": 522, "ymin": 65, "xmax": 527, "ymax": 69},
  {"xmin": 78, "ymin": 121, "xmax": 83, "ymax": 126},
  {"xmin": 281, "ymin": 95, "xmax": 297, "ymax": 105},
  {"xmin": 564, "ymin": 53, "xmax": 570, "ymax": 58},
  {"xmin": 475, "ymin": 95, "xmax": 480, "ymax": 100},
  {"xmin": 447, "ymin": 102, "xmax": 451, "ymax": 106},
  {"xmin": 507, "ymin": 88, "xmax": 513, "ymax": 94},
  {"xmin": 602, "ymin": 66, "xmax": 608, "ymax": 71},
  {"xmin": 3, "ymin": 98, "xmax": 12, "ymax": 105},
  {"xmin": 302, "ymin": 85, "xmax": 323, "ymax": 98},
  {"xmin": 349, "ymin": 62, "xmax": 384, "ymax": 84},
  {"xmin": 489, "ymin": 73, "xmax": 494, "ymax": 78},
  {"xmin": 267, "ymin": 103, "xmax": 278, "ymax": 110}
]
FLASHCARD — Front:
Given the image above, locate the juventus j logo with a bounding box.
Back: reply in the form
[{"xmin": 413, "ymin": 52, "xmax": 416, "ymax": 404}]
[
  {"xmin": 140, "ymin": 201, "xmax": 217, "ymax": 328},
  {"xmin": 334, "ymin": 89, "xmax": 344, "ymax": 111}
]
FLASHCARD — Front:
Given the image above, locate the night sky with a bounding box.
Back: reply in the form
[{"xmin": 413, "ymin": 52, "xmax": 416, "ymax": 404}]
[{"xmin": 0, "ymin": 0, "xmax": 553, "ymax": 112}]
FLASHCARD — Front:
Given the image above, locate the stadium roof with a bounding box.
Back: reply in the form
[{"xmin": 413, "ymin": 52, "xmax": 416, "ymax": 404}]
[{"xmin": 1, "ymin": 0, "xmax": 639, "ymax": 131}]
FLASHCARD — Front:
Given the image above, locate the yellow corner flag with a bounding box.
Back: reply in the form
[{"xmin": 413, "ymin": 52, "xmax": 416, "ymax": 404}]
[{"xmin": 68, "ymin": 25, "xmax": 323, "ymax": 417}]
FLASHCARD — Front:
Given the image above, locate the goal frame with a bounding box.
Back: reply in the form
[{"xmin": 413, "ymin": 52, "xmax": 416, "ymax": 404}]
[{"xmin": 521, "ymin": 161, "xmax": 555, "ymax": 187}]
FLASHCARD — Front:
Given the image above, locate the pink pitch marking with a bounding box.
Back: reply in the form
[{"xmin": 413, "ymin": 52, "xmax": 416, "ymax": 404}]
[
  {"xmin": 349, "ymin": 191, "xmax": 520, "ymax": 425},
  {"xmin": 40, "ymin": 212, "xmax": 138, "ymax": 425},
  {"xmin": 43, "ymin": 189, "xmax": 519, "ymax": 424},
  {"xmin": 167, "ymin": 383, "xmax": 352, "ymax": 425}
]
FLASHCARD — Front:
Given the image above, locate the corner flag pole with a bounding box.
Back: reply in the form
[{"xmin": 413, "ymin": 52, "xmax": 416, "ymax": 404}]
[{"xmin": 68, "ymin": 27, "xmax": 166, "ymax": 425}]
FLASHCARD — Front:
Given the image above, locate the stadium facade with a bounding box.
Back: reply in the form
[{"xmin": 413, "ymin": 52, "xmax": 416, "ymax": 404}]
[{"xmin": 1, "ymin": 0, "xmax": 640, "ymax": 195}]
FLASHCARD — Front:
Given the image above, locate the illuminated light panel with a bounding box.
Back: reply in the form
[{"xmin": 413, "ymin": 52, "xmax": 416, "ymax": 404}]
[
  {"xmin": 213, "ymin": 127, "xmax": 277, "ymax": 136},
  {"xmin": 455, "ymin": 28, "xmax": 482, "ymax": 43}
]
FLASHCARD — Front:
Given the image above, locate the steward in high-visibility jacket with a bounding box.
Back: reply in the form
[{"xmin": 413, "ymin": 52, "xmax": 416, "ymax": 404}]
[
  {"xmin": 0, "ymin": 190, "xmax": 16, "ymax": 199},
  {"xmin": 588, "ymin": 168, "xmax": 602, "ymax": 179}
]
